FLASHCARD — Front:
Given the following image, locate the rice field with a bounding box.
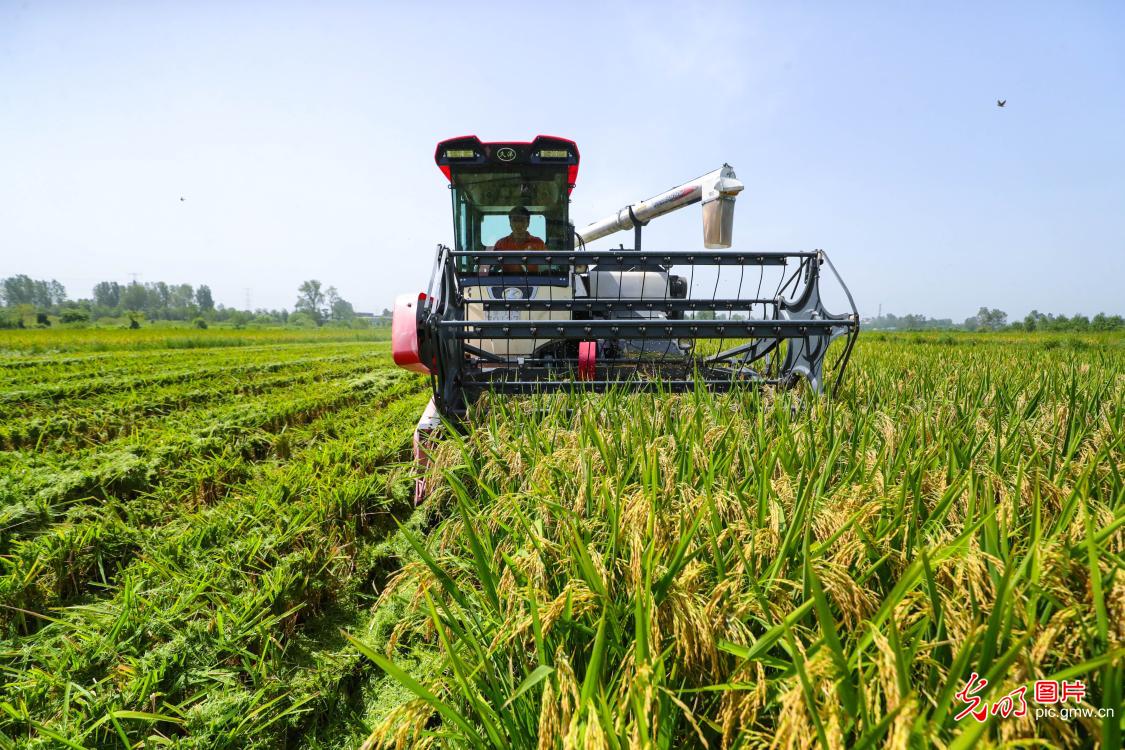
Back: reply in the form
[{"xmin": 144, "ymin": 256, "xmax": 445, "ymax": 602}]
[{"xmin": 0, "ymin": 328, "xmax": 1121, "ymax": 748}]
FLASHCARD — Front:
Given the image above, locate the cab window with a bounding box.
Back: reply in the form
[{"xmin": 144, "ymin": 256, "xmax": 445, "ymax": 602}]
[
  {"xmin": 449, "ymin": 169, "xmax": 571, "ymax": 274},
  {"xmin": 480, "ymin": 214, "xmax": 547, "ymax": 247}
]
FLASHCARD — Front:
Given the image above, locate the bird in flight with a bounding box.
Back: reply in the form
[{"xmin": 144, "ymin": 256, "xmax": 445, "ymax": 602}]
[{"xmin": 997, "ymin": 99, "xmax": 1006, "ymax": 107}]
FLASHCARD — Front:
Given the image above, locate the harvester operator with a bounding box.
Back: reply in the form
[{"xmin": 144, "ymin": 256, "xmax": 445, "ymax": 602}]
[{"xmin": 494, "ymin": 205, "xmax": 545, "ymax": 273}]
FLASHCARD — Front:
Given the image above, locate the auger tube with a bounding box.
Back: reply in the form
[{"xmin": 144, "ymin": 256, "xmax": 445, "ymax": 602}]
[{"xmin": 575, "ymin": 164, "xmax": 744, "ymax": 248}]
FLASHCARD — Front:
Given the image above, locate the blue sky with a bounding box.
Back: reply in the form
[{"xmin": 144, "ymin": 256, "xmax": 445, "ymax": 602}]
[{"xmin": 1, "ymin": 1, "xmax": 1122, "ymax": 319}]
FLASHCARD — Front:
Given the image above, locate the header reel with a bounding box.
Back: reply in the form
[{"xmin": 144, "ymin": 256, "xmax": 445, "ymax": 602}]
[{"xmin": 398, "ymin": 245, "xmax": 858, "ymax": 422}]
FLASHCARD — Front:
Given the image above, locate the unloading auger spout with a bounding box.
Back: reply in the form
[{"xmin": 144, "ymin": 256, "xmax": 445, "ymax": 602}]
[
  {"xmin": 576, "ymin": 164, "xmax": 745, "ymax": 249},
  {"xmin": 391, "ymin": 135, "xmax": 859, "ymax": 501}
]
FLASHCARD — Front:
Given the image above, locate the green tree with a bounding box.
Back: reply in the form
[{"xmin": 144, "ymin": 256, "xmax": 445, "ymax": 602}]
[
  {"xmin": 93, "ymin": 281, "xmax": 122, "ymax": 308},
  {"xmin": 195, "ymin": 285, "xmax": 215, "ymax": 313},
  {"xmin": 327, "ymin": 286, "xmax": 355, "ymax": 323},
  {"xmin": 1, "ymin": 275, "xmax": 66, "ymax": 307},
  {"xmin": 902, "ymin": 313, "xmax": 927, "ymax": 329},
  {"xmin": 48, "ymin": 280, "xmax": 66, "ymax": 305},
  {"xmin": 1091, "ymin": 313, "xmax": 1124, "ymax": 331},
  {"xmin": 1, "ymin": 276, "xmax": 32, "ymax": 306},
  {"xmin": 122, "ymin": 282, "xmax": 148, "ymax": 312},
  {"xmin": 288, "ymin": 311, "xmax": 318, "ymax": 328},
  {"xmin": 296, "ymin": 280, "xmax": 327, "ymax": 324},
  {"xmin": 974, "ymin": 307, "xmax": 1008, "ymax": 331},
  {"xmin": 152, "ymin": 281, "xmax": 171, "ymax": 310},
  {"xmin": 228, "ymin": 310, "xmax": 252, "ymax": 328},
  {"xmin": 170, "ymin": 284, "xmax": 195, "ymax": 312}
]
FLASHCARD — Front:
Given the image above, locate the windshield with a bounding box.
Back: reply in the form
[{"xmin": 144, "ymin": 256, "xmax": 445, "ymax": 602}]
[{"xmin": 449, "ymin": 169, "xmax": 571, "ymax": 273}]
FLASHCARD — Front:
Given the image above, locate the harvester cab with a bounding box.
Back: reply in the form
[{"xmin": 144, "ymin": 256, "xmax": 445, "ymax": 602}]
[
  {"xmin": 393, "ymin": 135, "xmax": 859, "ymax": 499},
  {"xmin": 436, "ymin": 135, "xmax": 580, "ymax": 361}
]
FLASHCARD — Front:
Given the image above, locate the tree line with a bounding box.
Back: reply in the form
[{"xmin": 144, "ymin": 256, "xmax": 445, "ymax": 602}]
[
  {"xmin": 3, "ymin": 274, "xmax": 1121, "ymax": 333},
  {"xmin": 689, "ymin": 305, "xmax": 1123, "ymax": 332},
  {"xmin": 867, "ymin": 307, "xmax": 1124, "ymax": 332},
  {"xmin": 0, "ymin": 275, "xmax": 375, "ymax": 329}
]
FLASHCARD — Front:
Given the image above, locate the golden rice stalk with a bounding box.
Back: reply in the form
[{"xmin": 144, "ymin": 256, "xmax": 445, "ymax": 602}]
[
  {"xmin": 718, "ymin": 660, "xmax": 766, "ymax": 749},
  {"xmin": 361, "ymin": 697, "xmax": 437, "ymax": 750},
  {"xmin": 770, "ymin": 649, "xmax": 830, "ymax": 750}
]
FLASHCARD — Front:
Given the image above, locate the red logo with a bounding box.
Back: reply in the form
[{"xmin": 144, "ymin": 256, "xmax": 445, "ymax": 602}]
[
  {"xmin": 956, "ymin": 677, "xmax": 1089, "ymax": 722},
  {"xmin": 954, "ymin": 672, "xmax": 989, "ymax": 722}
]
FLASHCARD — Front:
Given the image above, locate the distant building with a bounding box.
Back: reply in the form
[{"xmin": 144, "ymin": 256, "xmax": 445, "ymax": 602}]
[{"xmin": 355, "ymin": 311, "xmax": 391, "ymax": 326}]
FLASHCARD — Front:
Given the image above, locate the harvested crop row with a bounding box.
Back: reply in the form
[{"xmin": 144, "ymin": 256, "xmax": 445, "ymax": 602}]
[
  {"xmin": 0, "ymin": 389, "xmax": 428, "ymax": 747},
  {"xmin": 0, "ymin": 341, "xmax": 388, "ymax": 387},
  {"xmin": 0, "ymin": 348, "xmax": 386, "ymax": 412},
  {"xmin": 0, "ymin": 354, "xmax": 386, "ymax": 451},
  {"xmin": 0, "ymin": 375, "xmax": 428, "ymax": 632},
  {"xmin": 0, "ymin": 342, "xmax": 324, "ymax": 383},
  {"xmin": 0, "ymin": 369, "xmax": 411, "ymax": 549},
  {"xmin": 0, "ymin": 326, "xmax": 388, "ymax": 355},
  {"xmin": 0, "ymin": 345, "xmax": 380, "ymax": 398}
]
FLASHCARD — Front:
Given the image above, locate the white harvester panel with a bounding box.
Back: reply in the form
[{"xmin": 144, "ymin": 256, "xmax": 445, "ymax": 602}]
[
  {"xmin": 586, "ymin": 270, "xmax": 673, "ymax": 319},
  {"xmin": 462, "ymin": 282, "xmax": 573, "ymax": 357}
]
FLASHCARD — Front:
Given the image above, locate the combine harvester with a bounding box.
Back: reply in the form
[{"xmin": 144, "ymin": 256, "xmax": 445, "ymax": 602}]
[{"xmin": 393, "ymin": 136, "xmax": 858, "ymax": 498}]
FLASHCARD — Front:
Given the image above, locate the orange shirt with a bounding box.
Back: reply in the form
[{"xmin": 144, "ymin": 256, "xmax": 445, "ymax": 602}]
[
  {"xmin": 494, "ymin": 234, "xmax": 546, "ymax": 272},
  {"xmin": 494, "ymin": 234, "xmax": 545, "ymax": 251}
]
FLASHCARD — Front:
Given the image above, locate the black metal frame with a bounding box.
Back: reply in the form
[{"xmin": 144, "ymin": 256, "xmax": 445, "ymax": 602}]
[{"xmin": 416, "ymin": 245, "xmax": 859, "ymax": 420}]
